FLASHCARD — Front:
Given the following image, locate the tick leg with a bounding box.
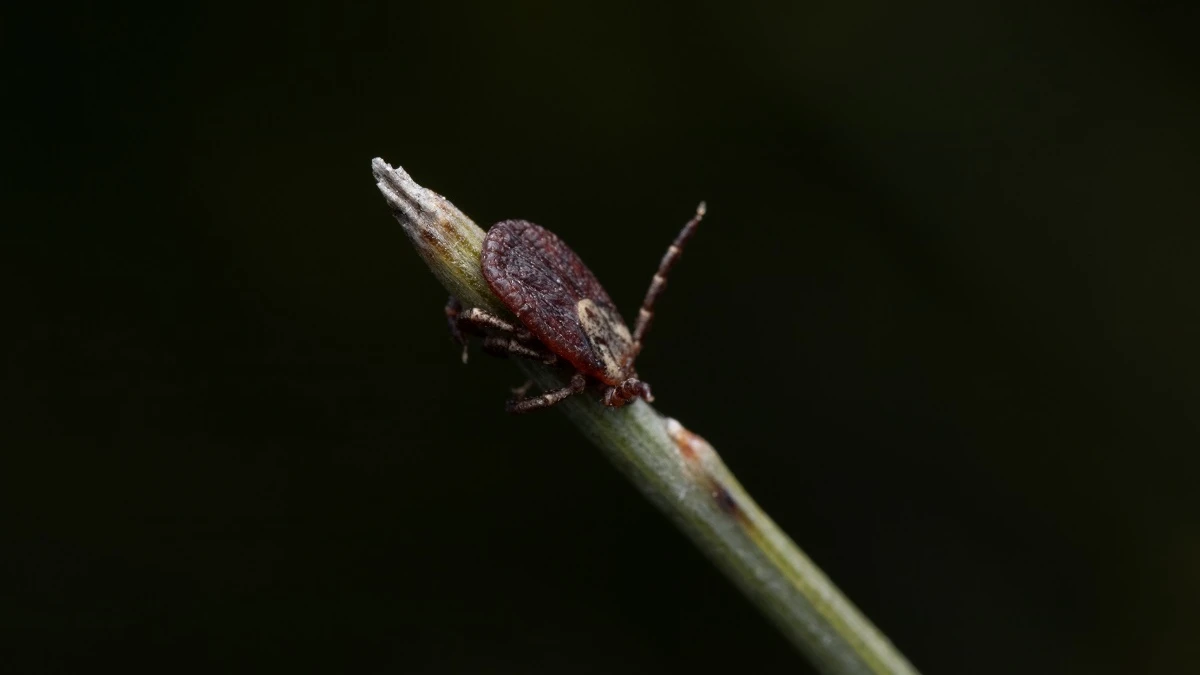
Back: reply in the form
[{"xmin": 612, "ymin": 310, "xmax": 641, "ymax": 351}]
[
  {"xmin": 511, "ymin": 380, "xmax": 535, "ymax": 398},
  {"xmin": 455, "ymin": 306, "xmax": 538, "ymax": 343},
  {"xmin": 445, "ymin": 296, "xmax": 465, "ymax": 340},
  {"xmin": 482, "ymin": 335, "xmax": 559, "ymax": 365},
  {"xmin": 625, "ymin": 202, "xmax": 706, "ymax": 370},
  {"xmin": 602, "ymin": 377, "xmax": 653, "ymax": 407},
  {"xmin": 446, "ymin": 298, "xmax": 541, "ymax": 364},
  {"xmin": 507, "ymin": 373, "xmax": 587, "ymax": 414},
  {"xmin": 444, "ymin": 296, "xmax": 469, "ymax": 363},
  {"xmin": 457, "ymin": 307, "xmax": 518, "ymax": 334}
]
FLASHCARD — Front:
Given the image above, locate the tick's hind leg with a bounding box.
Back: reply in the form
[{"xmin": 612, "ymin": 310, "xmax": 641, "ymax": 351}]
[
  {"xmin": 445, "ymin": 296, "xmax": 542, "ymax": 364},
  {"xmin": 482, "ymin": 335, "xmax": 559, "ymax": 366},
  {"xmin": 456, "ymin": 306, "xmax": 526, "ymax": 337},
  {"xmin": 444, "ymin": 297, "xmax": 470, "ymax": 363},
  {"xmin": 507, "ymin": 372, "xmax": 588, "ymax": 414}
]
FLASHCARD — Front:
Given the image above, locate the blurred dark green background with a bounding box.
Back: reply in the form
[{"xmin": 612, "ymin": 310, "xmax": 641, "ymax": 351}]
[{"xmin": 7, "ymin": 1, "xmax": 1200, "ymax": 673}]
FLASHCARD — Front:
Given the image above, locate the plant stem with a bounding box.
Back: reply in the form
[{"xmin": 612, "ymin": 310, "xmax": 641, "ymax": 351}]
[{"xmin": 372, "ymin": 158, "xmax": 921, "ymax": 675}]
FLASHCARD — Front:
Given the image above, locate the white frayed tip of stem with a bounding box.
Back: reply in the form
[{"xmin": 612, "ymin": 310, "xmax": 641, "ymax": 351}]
[{"xmin": 371, "ymin": 158, "xmax": 442, "ymax": 225}]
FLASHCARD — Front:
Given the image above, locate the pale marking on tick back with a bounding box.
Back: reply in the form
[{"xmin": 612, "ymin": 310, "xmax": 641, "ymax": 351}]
[{"xmin": 577, "ymin": 298, "xmax": 633, "ymax": 381}]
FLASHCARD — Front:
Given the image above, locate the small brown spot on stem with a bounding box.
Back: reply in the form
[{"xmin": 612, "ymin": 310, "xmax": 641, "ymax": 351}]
[
  {"xmin": 666, "ymin": 418, "xmax": 750, "ymax": 523},
  {"xmin": 712, "ymin": 485, "xmax": 739, "ymax": 516},
  {"xmin": 665, "ymin": 417, "xmax": 707, "ymax": 461}
]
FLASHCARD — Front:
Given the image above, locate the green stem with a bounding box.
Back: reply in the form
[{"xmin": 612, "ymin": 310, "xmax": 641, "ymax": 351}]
[{"xmin": 372, "ymin": 158, "xmax": 921, "ymax": 675}]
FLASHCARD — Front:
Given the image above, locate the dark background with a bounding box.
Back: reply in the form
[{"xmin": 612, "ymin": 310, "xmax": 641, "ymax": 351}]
[{"xmin": 7, "ymin": 1, "xmax": 1200, "ymax": 673}]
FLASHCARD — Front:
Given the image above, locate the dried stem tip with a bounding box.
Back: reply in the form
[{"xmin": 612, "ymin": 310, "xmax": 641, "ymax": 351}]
[{"xmin": 371, "ymin": 158, "xmax": 506, "ymax": 314}]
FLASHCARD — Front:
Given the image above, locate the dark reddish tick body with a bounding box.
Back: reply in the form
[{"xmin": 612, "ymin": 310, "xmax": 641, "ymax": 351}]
[
  {"xmin": 446, "ymin": 203, "xmax": 705, "ymax": 413},
  {"xmin": 483, "ymin": 220, "xmax": 637, "ymax": 386}
]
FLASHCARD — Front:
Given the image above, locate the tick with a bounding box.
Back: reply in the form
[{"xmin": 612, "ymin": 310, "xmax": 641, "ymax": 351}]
[{"xmin": 445, "ymin": 202, "xmax": 706, "ymax": 413}]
